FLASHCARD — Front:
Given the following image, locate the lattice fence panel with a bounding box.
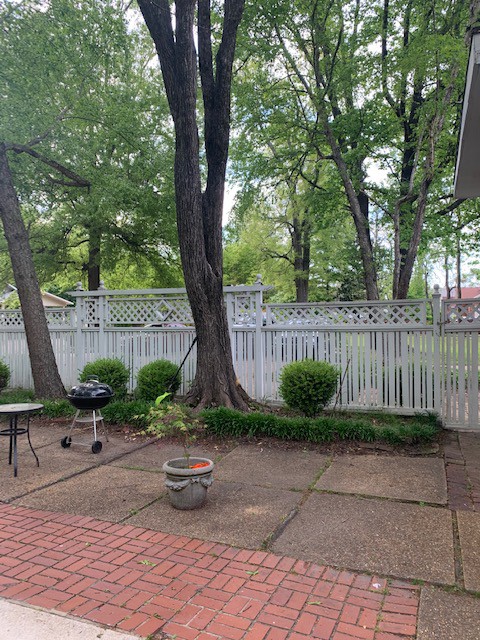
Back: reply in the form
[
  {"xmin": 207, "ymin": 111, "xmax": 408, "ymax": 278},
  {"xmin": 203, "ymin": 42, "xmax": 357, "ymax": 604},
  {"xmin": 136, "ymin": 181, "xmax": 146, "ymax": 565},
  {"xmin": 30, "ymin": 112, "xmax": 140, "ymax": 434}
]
[
  {"xmin": 0, "ymin": 311, "xmax": 23, "ymax": 327},
  {"xmin": 233, "ymin": 293, "xmax": 257, "ymax": 325},
  {"xmin": 267, "ymin": 301, "xmax": 426, "ymax": 326},
  {"xmin": 83, "ymin": 298, "xmax": 100, "ymax": 326},
  {"xmin": 45, "ymin": 309, "xmax": 74, "ymax": 327},
  {"xmin": 0, "ymin": 309, "xmax": 73, "ymax": 329},
  {"xmin": 443, "ymin": 299, "xmax": 480, "ymax": 327},
  {"xmin": 106, "ymin": 296, "xmax": 193, "ymax": 326}
]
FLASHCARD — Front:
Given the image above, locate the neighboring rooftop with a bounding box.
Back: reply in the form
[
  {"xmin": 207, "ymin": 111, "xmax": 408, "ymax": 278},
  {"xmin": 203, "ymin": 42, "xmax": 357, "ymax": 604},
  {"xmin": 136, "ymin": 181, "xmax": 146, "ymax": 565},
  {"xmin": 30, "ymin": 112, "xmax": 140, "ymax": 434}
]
[
  {"xmin": 442, "ymin": 286, "xmax": 480, "ymax": 299},
  {"xmin": 0, "ymin": 284, "xmax": 73, "ymax": 308}
]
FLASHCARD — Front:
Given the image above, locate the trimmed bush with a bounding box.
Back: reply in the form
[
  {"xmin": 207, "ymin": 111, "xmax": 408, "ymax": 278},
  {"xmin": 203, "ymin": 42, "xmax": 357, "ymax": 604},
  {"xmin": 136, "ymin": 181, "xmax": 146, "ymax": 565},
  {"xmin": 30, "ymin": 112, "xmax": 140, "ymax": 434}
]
[
  {"xmin": 136, "ymin": 359, "xmax": 181, "ymax": 402},
  {"xmin": 279, "ymin": 359, "xmax": 340, "ymax": 416},
  {"xmin": 201, "ymin": 407, "xmax": 440, "ymax": 445},
  {"xmin": 79, "ymin": 358, "xmax": 130, "ymax": 400},
  {"xmin": 0, "ymin": 360, "xmax": 10, "ymax": 391}
]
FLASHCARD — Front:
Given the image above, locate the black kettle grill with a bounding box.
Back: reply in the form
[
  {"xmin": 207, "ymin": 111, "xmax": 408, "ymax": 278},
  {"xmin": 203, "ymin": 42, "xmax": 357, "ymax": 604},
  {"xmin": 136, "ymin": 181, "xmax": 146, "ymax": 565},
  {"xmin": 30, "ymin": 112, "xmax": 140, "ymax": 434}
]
[{"xmin": 62, "ymin": 377, "xmax": 114, "ymax": 453}]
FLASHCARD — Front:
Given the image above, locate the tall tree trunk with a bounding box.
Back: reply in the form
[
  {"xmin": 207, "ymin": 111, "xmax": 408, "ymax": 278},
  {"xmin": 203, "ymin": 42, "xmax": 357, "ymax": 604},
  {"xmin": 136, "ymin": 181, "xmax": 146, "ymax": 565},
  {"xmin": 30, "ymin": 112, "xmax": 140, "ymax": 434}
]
[
  {"xmin": 0, "ymin": 143, "xmax": 65, "ymax": 398},
  {"xmin": 292, "ymin": 215, "xmax": 311, "ymax": 303},
  {"xmin": 87, "ymin": 233, "xmax": 101, "ymax": 291},
  {"xmin": 325, "ymin": 126, "xmax": 379, "ymax": 299},
  {"xmin": 294, "ymin": 269, "xmax": 309, "ymax": 303},
  {"xmin": 445, "ymin": 254, "xmax": 451, "ymax": 299},
  {"xmin": 138, "ymin": 0, "xmax": 249, "ymax": 410}
]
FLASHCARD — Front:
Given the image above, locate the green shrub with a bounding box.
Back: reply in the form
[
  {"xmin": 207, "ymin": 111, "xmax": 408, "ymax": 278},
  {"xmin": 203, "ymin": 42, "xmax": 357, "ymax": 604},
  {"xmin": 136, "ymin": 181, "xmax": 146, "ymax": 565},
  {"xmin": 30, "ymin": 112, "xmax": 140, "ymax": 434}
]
[
  {"xmin": 279, "ymin": 359, "xmax": 340, "ymax": 416},
  {"xmin": 201, "ymin": 407, "xmax": 440, "ymax": 445},
  {"xmin": 80, "ymin": 358, "xmax": 130, "ymax": 400},
  {"xmin": 0, "ymin": 360, "xmax": 10, "ymax": 391},
  {"xmin": 136, "ymin": 359, "xmax": 181, "ymax": 402}
]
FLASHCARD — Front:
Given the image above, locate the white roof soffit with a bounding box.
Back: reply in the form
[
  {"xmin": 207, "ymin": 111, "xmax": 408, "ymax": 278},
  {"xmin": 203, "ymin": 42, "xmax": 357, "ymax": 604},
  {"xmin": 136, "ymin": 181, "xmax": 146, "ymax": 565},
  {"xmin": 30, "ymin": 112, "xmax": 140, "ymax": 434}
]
[{"xmin": 454, "ymin": 31, "xmax": 480, "ymax": 198}]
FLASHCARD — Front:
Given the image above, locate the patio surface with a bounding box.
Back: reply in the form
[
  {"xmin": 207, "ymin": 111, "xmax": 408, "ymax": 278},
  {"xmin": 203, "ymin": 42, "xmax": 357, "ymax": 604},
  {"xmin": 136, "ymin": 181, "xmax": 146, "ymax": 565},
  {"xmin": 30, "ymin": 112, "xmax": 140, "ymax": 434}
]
[{"xmin": 0, "ymin": 422, "xmax": 479, "ymax": 639}]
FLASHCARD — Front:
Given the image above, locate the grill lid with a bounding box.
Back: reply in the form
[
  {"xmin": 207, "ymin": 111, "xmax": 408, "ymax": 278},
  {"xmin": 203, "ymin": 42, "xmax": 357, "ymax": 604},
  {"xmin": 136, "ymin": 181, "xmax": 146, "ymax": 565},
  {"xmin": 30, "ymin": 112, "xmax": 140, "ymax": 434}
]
[{"xmin": 68, "ymin": 376, "xmax": 114, "ymax": 399}]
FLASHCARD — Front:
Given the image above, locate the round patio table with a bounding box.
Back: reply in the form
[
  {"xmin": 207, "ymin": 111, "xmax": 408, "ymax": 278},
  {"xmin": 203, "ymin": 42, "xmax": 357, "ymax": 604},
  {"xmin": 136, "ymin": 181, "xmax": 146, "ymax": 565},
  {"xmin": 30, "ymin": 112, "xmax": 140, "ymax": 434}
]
[{"xmin": 0, "ymin": 403, "xmax": 43, "ymax": 477}]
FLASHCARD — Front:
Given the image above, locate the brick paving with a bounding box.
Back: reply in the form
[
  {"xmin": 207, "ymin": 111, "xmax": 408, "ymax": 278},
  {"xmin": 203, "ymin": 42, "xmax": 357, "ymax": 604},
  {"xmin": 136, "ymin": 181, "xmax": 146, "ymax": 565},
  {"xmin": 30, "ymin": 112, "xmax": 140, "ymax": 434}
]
[{"xmin": 0, "ymin": 503, "xmax": 419, "ymax": 640}]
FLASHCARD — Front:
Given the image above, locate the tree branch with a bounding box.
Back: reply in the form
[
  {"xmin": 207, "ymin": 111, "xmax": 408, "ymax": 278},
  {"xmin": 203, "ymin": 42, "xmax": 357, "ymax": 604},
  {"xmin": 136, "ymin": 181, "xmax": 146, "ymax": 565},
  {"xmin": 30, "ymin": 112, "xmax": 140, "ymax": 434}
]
[
  {"xmin": 6, "ymin": 143, "xmax": 90, "ymax": 188},
  {"xmin": 198, "ymin": 0, "xmax": 215, "ymax": 121},
  {"xmin": 137, "ymin": 0, "xmax": 177, "ymax": 118},
  {"xmin": 435, "ymin": 198, "xmax": 466, "ymax": 216},
  {"xmin": 24, "ymin": 108, "xmax": 69, "ymax": 148}
]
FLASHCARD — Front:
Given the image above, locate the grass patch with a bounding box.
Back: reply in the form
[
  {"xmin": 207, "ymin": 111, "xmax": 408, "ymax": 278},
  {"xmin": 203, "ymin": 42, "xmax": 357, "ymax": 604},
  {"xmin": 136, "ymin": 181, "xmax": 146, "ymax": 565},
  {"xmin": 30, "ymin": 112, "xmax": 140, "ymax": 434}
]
[{"xmin": 200, "ymin": 407, "xmax": 440, "ymax": 445}]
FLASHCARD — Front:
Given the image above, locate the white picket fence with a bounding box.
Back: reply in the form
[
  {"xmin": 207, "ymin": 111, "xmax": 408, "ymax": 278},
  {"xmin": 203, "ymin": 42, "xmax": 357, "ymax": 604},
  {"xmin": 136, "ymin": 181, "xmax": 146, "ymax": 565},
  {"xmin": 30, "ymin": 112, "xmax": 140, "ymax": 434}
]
[{"xmin": 0, "ymin": 284, "xmax": 479, "ymax": 430}]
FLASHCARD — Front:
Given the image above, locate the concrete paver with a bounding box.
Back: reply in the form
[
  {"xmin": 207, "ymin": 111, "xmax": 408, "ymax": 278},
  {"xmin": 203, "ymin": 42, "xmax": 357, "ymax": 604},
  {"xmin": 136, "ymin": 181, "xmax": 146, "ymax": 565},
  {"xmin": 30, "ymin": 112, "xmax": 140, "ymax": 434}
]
[
  {"xmin": 16, "ymin": 466, "xmax": 162, "ymax": 522},
  {"xmin": 0, "ymin": 454, "xmax": 94, "ymax": 502},
  {"xmin": 110, "ymin": 441, "xmax": 229, "ymax": 471},
  {"xmin": 456, "ymin": 510, "xmax": 480, "ymax": 591},
  {"xmin": 0, "ymin": 425, "xmax": 148, "ymax": 502},
  {"xmin": 0, "ymin": 423, "xmax": 65, "ymax": 461},
  {"xmin": 316, "ymin": 454, "xmax": 448, "ymax": 504},
  {"xmin": 215, "ymin": 443, "xmax": 329, "ymax": 489},
  {"xmin": 127, "ymin": 479, "xmax": 301, "ymax": 548},
  {"xmin": 417, "ymin": 586, "xmax": 480, "ymax": 640},
  {"xmin": 1, "ymin": 423, "xmax": 135, "ymax": 462},
  {"xmin": 272, "ymin": 492, "xmax": 456, "ymax": 584},
  {"xmin": 0, "ymin": 599, "xmax": 139, "ymax": 640}
]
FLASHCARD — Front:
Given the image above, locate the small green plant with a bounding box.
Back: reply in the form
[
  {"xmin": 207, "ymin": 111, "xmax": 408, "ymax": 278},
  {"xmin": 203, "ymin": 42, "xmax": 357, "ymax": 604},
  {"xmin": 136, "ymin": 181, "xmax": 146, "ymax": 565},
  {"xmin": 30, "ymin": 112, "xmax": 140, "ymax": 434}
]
[
  {"xmin": 136, "ymin": 359, "xmax": 181, "ymax": 401},
  {"xmin": 80, "ymin": 358, "xmax": 130, "ymax": 400},
  {"xmin": 143, "ymin": 392, "xmax": 199, "ymax": 462},
  {"xmin": 40, "ymin": 399, "xmax": 75, "ymax": 417},
  {"xmin": 102, "ymin": 399, "xmax": 153, "ymax": 428},
  {"xmin": 201, "ymin": 406, "xmax": 440, "ymax": 445},
  {"xmin": 279, "ymin": 359, "xmax": 340, "ymax": 416},
  {"xmin": 0, "ymin": 360, "xmax": 10, "ymax": 391},
  {"xmin": 0, "ymin": 388, "xmax": 34, "ymax": 404}
]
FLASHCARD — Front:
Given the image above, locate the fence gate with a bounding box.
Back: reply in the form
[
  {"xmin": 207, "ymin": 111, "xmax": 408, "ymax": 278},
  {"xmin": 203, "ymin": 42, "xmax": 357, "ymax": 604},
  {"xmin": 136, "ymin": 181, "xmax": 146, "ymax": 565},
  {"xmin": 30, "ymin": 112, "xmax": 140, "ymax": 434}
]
[{"xmin": 442, "ymin": 298, "xmax": 480, "ymax": 431}]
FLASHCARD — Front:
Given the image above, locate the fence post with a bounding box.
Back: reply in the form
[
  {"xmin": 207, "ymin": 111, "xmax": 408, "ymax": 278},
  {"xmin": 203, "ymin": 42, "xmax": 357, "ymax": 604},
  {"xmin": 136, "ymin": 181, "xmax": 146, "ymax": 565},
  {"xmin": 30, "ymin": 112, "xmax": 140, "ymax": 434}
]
[
  {"xmin": 225, "ymin": 290, "xmax": 234, "ymax": 350},
  {"xmin": 432, "ymin": 284, "xmax": 442, "ymax": 415},
  {"xmin": 97, "ymin": 282, "xmax": 106, "ymax": 358},
  {"xmin": 74, "ymin": 283, "xmax": 84, "ymax": 378},
  {"xmin": 254, "ymin": 284, "xmax": 264, "ymax": 400}
]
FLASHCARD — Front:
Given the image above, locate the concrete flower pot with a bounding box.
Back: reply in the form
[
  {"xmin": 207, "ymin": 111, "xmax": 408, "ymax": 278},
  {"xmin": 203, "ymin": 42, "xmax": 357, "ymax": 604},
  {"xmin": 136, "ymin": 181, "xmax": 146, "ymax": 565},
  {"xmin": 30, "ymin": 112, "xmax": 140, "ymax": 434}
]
[{"xmin": 162, "ymin": 457, "xmax": 214, "ymax": 510}]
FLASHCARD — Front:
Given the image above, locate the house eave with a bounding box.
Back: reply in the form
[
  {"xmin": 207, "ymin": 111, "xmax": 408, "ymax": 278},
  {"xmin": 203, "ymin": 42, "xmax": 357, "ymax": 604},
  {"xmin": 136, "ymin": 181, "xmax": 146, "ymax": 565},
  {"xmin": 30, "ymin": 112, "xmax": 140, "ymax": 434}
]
[{"xmin": 454, "ymin": 31, "xmax": 480, "ymax": 198}]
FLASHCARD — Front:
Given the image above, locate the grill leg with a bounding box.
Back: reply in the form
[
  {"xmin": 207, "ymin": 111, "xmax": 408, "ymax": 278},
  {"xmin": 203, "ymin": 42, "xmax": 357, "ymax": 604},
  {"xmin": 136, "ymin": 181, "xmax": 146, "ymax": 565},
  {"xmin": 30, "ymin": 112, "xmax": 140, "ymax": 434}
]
[
  {"xmin": 97, "ymin": 410, "xmax": 109, "ymax": 442},
  {"xmin": 68, "ymin": 410, "xmax": 80, "ymax": 437},
  {"xmin": 92, "ymin": 411, "xmax": 98, "ymax": 442}
]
